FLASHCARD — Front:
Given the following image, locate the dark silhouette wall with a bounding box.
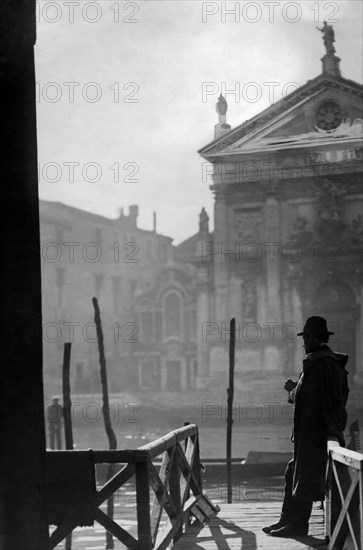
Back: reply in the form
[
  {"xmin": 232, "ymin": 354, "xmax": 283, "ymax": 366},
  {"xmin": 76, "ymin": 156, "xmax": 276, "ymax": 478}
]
[{"xmin": 0, "ymin": 1, "xmax": 48, "ymax": 547}]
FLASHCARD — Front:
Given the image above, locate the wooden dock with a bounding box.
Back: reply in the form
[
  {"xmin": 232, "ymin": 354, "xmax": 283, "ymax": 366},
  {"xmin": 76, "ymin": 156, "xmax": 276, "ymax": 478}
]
[{"xmin": 172, "ymin": 501, "xmax": 327, "ymax": 550}]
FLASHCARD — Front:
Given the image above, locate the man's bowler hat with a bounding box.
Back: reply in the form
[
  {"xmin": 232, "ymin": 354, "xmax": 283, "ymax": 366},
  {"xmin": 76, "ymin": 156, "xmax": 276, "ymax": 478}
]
[{"xmin": 297, "ymin": 316, "xmax": 334, "ymax": 337}]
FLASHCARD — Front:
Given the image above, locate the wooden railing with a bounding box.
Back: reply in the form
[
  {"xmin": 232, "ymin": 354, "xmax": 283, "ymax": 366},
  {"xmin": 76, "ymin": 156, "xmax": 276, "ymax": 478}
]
[
  {"xmin": 325, "ymin": 441, "xmax": 363, "ymax": 550},
  {"xmin": 47, "ymin": 424, "xmax": 218, "ymax": 550}
]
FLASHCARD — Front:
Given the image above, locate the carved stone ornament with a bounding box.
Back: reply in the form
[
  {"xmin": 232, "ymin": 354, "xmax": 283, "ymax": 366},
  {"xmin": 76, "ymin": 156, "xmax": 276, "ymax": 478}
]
[
  {"xmin": 288, "ymin": 217, "xmax": 313, "ymax": 248},
  {"xmin": 234, "ymin": 212, "xmax": 262, "ymax": 242}
]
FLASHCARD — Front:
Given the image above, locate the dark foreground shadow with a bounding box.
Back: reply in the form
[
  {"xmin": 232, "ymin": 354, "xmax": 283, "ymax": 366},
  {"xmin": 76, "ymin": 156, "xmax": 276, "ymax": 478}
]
[
  {"xmin": 267, "ymin": 533, "xmax": 328, "ymax": 549},
  {"xmin": 176, "ymin": 517, "xmax": 257, "ymax": 550}
]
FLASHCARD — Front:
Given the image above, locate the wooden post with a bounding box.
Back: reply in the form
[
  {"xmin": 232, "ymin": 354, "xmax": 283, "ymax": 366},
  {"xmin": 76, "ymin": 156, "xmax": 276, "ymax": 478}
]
[
  {"xmin": 62, "ymin": 343, "xmax": 73, "ymax": 450},
  {"xmin": 92, "ymin": 297, "xmax": 118, "ymax": 550},
  {"xmin": 226, "ymin": 318, "xmax": 236, "ymax": 504},
  {"xmin": 62, "ymin": 342, "xmax": 73, "ymax": 550},
  {"xmin": 136, "ymin": 461, "xmax": 152, "ymax": 550},
  {"xmin": 169, "ymin": 446, "xmax": 183, "ymax": 543},
  {"xmin": 0, "ymin": 2, "xmax": 49, "ymax": 548}
]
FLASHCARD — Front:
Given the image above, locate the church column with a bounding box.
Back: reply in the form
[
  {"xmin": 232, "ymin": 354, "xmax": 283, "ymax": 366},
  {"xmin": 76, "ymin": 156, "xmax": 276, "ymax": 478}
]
[
  {"xmin": 265, "ymin": 195, "xmax": 282, "ymax": 322},
  {"xmin": 263, "ymin": 195, "xmax": 282, "ymax": 371},
  {"xmin": 213, "ymin": 188, "xmax": 229, "ymax": 321},
  {"xmin": 196, "ymin": 267, "xmax": 210, "ymax": 389}
]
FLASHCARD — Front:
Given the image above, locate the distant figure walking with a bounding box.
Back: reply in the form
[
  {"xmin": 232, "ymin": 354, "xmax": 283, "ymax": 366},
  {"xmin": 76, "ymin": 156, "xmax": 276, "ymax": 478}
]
[
  {"xmin": 263, "ymin": 316, "xmax": 349, "ymax": 538},
  {"xmin": 46, "ymin": 396, "xmax": 63, "ymax": 449}
]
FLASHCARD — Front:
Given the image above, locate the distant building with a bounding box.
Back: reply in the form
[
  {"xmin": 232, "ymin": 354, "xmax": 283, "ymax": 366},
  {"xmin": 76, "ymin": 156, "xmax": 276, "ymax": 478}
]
[{"xmin": 40, "ymin": 200, "xmax": 173, "ymax": 394}]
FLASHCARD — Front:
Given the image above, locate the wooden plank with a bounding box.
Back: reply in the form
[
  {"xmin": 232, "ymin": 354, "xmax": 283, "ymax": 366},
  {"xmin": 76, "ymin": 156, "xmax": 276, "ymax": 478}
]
[
  {"xmin": 168, "ymin": 445, "xmax": 183, "ymax": 542},
  {"xmin": 149, "ymin": 461, "xmax": 176, "ymax": 519},
  {"xmin": 138, "ymin": 425, "xmax": 198, "ymax": 460},
  {"xmin": 330, "ymin": 463, "xmax": 360, "ymax": 550},
  {"xmin": 176, "ymin": 443, "xmax": 201, "ymax": 501},
  {"xmin": 330, "ymin": 447, "xmax": 363, "ymax": 471},
  {"xmin": 136, "ymin": 461, "xmax": 152, "ymax": 549},
  {"xmin": 154, "ymin": 516, "xmax": 183, "ymax": 550},
  {"xmin": 96, "ymin": 463, "xmax": 136, "ymax": 505},
  {"xmin": 150, "ymin": 451, "xmax": 171, "ymax": 544},
  {"xmin": 48, "ymin": 449, "xmax": 136, "ymax": 463},
  {"xmin": 194, "ymin": 495, "xmax": 220, "ymax": 519},
  {"xmin": 48, "ymin": 521, "xmax": 80, "ymax": 549},
  {"xmin": 171, "ymin": 502, "xmax": 325, "ymax": 550},
  {"xmin": 94, "ymin": 508, "xmax": 138, "ymax": 549}
]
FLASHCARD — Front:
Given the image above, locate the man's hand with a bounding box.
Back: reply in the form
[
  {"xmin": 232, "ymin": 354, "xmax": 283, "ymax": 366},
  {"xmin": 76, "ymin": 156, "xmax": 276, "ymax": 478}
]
[{"xmin": 284, "ymin": 378, "xmax": 297, "ymax": 392}]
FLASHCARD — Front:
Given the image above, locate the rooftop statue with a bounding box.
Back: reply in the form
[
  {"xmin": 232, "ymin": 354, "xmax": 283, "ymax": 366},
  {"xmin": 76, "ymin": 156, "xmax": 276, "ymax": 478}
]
[
  {"xmin": 317, "ymin": 21, "xmax": 336, "ymax": 55},
  {"xmin": 199, "ymin": 207, "xmax": 209, "ymax": 234},
  {"xmin": 216, "ymin": 94, "xmax": 228, "ymax": 118}
]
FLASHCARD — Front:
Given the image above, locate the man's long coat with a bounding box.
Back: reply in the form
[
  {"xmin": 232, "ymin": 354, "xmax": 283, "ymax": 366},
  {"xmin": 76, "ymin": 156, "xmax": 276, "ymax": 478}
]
[{"xmin": 289, "ymin": 345, "xmax": 349, "ymax": 501}]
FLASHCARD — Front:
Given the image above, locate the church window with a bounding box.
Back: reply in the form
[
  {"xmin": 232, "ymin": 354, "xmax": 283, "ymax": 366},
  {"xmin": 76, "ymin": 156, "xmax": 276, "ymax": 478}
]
[{"xmin": 163, "ymin": 292, "xmax": 182, "ymax": 340}]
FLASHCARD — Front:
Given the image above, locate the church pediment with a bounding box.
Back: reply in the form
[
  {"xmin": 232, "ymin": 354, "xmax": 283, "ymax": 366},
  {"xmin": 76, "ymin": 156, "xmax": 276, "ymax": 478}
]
[{"xmin": 199, "ymin": 75, "xmax": 362, "ymax": 159}]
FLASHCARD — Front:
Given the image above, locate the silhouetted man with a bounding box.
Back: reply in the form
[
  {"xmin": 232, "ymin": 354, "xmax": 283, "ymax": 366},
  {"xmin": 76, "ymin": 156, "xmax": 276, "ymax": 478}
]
[
  {"xmin": 46, "ymin": 396, "xmax": 63, "ymax": 449},
  {"xmin": 263, "ymin": 316, "xmax": 349, "ymax": 538}
]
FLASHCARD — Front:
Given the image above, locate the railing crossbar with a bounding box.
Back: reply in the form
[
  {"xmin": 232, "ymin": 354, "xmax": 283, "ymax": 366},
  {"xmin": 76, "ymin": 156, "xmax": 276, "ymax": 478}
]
[
  {"xmin": 326, "ymin": 442, "xmax": 363, "ymax": 550},
  {"xmin": 96, "ymin": 462, "xmax": 136, "ymax": 505},
  {"xmin": 94, "ymin": 508, "xmax": 138, "ymax": 549},
  {"xmin": 330, "ymin": 462, "xmax": 360, "ymax": 550}
]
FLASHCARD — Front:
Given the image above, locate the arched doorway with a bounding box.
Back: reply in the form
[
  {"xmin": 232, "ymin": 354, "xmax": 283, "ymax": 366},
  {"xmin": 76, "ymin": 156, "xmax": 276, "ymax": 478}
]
[{"xmin": 314, "ymin": 282, "xmax": 357, "ymax": 376}]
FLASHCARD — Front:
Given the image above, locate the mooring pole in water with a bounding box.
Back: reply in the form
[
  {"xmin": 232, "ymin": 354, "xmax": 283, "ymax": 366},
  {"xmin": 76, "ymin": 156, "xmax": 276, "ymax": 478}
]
[
  {"xmin": 93, "ymin": 297, "xmax": 118, "ymax": 550},
  {"xmin": 226, "ymin": 318, "xmax": 236, "ymax": 504}
]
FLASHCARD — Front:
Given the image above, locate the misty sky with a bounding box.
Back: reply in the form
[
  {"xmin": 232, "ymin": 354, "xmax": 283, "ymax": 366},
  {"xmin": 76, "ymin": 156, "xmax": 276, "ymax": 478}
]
[{"xmin": 35, "ymin": 0, "xmax": 363, "ymax": 244}]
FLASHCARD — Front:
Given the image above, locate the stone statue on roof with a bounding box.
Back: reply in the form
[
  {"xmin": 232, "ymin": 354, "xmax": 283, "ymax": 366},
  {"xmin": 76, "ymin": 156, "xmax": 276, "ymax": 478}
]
[
  {"xmin": 317, "ymin": 21, "xmax": 336, "ymax": 55},
  {"xmin": 199, "ymin": 207, "xmax": 209, "ymax": 234},
  {"xmin": 216, "ymin": 94, "xmax": 228, "ymax": 118}
]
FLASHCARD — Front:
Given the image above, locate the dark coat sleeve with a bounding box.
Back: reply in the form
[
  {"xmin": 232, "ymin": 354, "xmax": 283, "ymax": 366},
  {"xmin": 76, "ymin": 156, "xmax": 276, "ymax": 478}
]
[{"xmin": 315, "ymin": 359, "xmax": 348, "ymax": 447}]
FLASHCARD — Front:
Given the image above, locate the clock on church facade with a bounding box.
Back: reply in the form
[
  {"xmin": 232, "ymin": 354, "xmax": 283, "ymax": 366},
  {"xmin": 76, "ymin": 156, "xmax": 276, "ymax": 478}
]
[{"xmin": 315, "ymin": 101, "xmax": 343, "ymax": 130}]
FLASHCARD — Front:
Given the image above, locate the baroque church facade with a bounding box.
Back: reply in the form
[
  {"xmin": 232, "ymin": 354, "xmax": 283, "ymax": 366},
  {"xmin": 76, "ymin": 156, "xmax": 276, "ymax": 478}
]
[
  {"xmin": 195, "ymin": 33, "xmax": 362, "ymax": 392},
  {"xmin": 40, "ymin": 30, "xmax": 363, "ymax": 399}
]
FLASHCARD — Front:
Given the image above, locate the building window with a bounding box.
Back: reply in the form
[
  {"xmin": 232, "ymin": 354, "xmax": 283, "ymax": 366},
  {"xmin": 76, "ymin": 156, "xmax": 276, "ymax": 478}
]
[
  {"xmin": 163, "ymin": 292, "xmax": 182, "ymax": 340},
  {"xmin": 55, "ymin": 268, "xmax": 65, "ymax": 307},
  {"xmin": 140, "ymin": 311, "xmax": 154, "ymax": 343},
  {"xmin": 140, "ymin": 360, "xmax": 158, "ymax": 390},
  {"xmin": 112, "ymin": 276, "xmax": 122, "ymax": 315}
]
